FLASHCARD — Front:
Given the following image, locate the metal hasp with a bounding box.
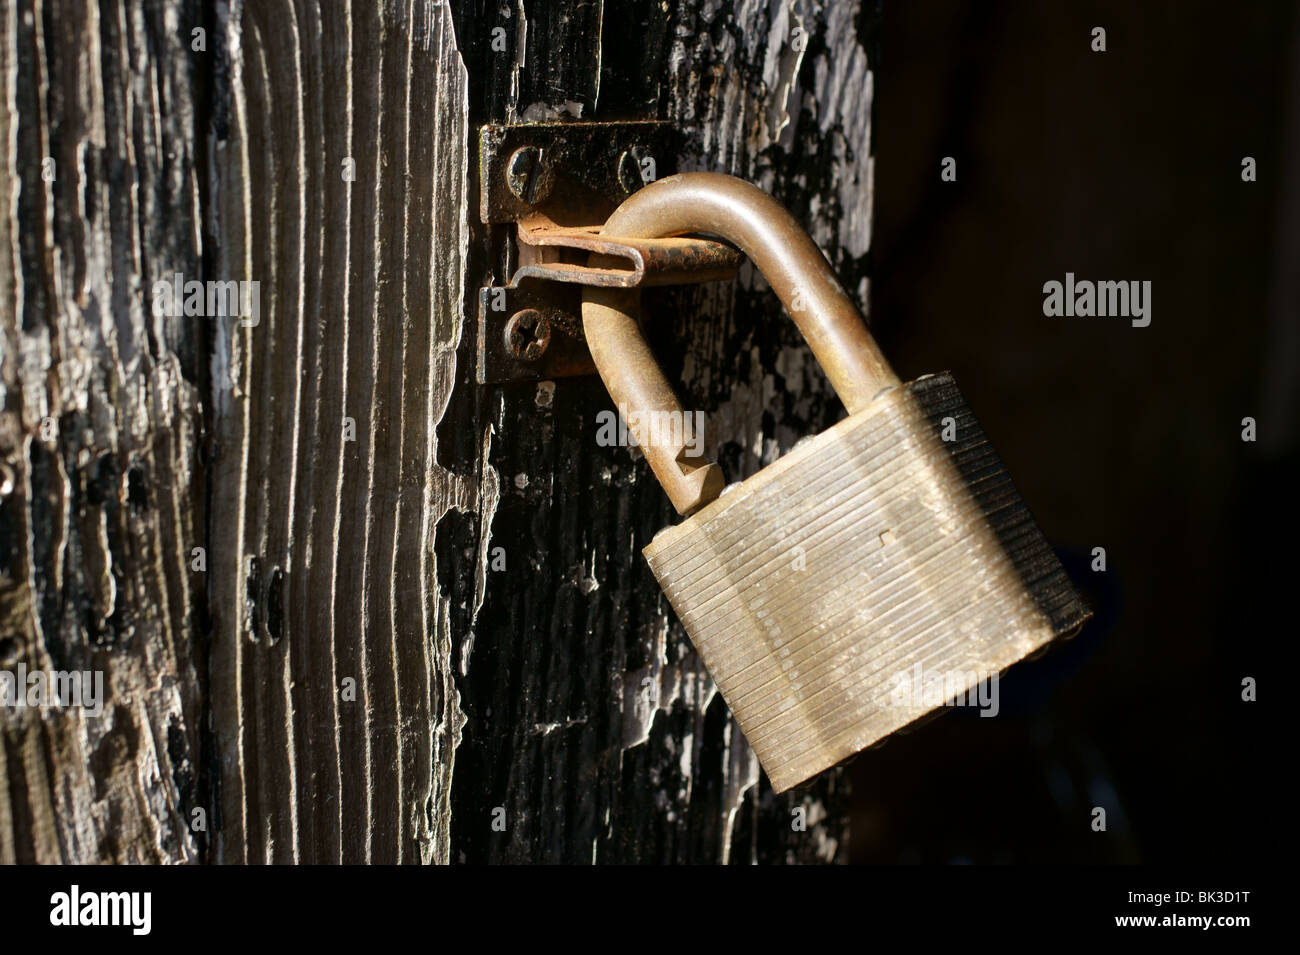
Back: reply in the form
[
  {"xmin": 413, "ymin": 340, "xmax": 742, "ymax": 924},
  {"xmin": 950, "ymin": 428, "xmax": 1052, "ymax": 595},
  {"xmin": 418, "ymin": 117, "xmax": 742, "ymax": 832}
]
[
  {"xmin": 476, "ymin": 122, "xmax": 743, "ymax": 385},
  {"xmin": 582, "ymin": 172, "xmax": 901, "ymax": 515}
]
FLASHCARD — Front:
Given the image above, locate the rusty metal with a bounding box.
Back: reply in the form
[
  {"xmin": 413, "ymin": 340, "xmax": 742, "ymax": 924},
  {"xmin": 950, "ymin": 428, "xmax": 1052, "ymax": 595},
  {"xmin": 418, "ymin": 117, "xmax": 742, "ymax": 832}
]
[
  {"xmin": 503, "ymin": 308, "xmax": 552, "ymax": 360},
  {"xmin": 582, "ymin": 172, "xmax": 903, "ymax": 515},
  {"xmin": 480, "ymin": 123, "xmax": 743, "ymax": 384},
  {"xmin": 477, "ymin": 281, "xmax": 596, "ymax": 385},
  {"xmin": 479, "ymin": 122, "xmax": 676, "ymax": 225},
  {"xmin": 476, "ymin": 217, "xmax": 740, "ymax": 384},
  {"xmin": 505, "ymin": 147, "xmax": 553, "ymax": 205},
  {"xmin": 479, "ymin": 123, "xmax": 744, "ymax": 385},
  {"xmin": 511, "ymin": 215, "xmax": 741, "ymax": 288}
]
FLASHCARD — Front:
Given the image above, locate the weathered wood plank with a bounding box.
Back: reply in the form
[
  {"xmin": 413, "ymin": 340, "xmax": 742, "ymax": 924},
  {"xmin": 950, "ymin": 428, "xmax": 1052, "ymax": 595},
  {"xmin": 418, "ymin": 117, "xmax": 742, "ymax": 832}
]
[
  {"xmin": 4, "ymin": 0, "xmax": 876, "ymax": 865},
  {"xmin": 442, "ymin": 0, "xmax": 875, "ymax": 862},
  {"xmin": 0, "ymin": 0, "xmax": 207, "ymax": 863},
  {"xmin": 210, "ymin": 0, "xmax": 469, "ymax": 864}
]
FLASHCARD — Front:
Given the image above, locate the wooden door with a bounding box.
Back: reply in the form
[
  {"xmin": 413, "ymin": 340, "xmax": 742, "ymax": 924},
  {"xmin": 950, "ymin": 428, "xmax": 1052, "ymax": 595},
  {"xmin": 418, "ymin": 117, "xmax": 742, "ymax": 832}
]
[{"xmin": 1, "ymin": 0, "xmax": 876, "ymax": 864}]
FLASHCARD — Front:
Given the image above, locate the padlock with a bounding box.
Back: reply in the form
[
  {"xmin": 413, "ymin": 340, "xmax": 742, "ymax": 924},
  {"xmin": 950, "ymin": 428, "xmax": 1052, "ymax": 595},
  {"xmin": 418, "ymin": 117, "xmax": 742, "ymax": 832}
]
[{"xmin": 582, "ymin": 173, "xmax": 1090, "ymax": 793}]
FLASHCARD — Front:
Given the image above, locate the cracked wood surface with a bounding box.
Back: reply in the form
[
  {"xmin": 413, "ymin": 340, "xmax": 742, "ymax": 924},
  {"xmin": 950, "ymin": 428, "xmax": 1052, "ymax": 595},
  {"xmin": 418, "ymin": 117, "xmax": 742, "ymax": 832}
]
[
  {"xmin": 444, "ymin": 0, "xmax": 871, "ymax": 864},
  {"xmin": 209, "ymin": 0, "xmax": 468, "ymax": 864},
  {"xmin": 0, "ymin": 0, "xmax": 207, "ymax": 863},
  {"xmin": 2, "ymin": 0, "xmax": 876, "ymax": 864}
]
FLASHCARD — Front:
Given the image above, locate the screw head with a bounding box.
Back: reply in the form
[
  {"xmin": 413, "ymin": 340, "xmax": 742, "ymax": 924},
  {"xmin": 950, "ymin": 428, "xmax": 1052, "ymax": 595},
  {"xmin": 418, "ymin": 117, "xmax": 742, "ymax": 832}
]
[
  {"xmin": 506, "ymin": 146, "xmax": 553, "ymax": 205},
  {"xmin": 504, "ymin": 309, "xmax": 552, "ymax": 361}
]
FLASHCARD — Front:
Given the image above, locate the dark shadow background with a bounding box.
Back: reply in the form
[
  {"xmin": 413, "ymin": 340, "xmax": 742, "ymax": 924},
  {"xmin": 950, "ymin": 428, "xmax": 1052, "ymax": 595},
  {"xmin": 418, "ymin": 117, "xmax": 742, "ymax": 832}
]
[{"xmin": 852, "ymin": 0, "xmax": 1295, "ymax": 864}]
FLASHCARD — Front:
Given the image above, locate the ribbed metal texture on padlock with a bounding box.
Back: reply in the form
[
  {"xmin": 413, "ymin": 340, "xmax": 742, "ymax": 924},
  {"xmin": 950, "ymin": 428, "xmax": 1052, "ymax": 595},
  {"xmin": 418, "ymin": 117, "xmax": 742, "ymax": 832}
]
[{"xmin": 643, "ymin": 373, "xmax": 1090, "ymax": 793}]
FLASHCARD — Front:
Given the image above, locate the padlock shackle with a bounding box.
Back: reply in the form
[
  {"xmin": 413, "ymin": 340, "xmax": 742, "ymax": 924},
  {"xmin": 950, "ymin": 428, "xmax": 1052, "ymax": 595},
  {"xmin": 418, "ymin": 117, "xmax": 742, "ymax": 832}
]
[
  {"xmin": 581, "ymin": 172, "xmax": 899, "ymax": 516},
  {"xmin": 606, "ymin": 173, "xmax": 898, "ymax": 410}
]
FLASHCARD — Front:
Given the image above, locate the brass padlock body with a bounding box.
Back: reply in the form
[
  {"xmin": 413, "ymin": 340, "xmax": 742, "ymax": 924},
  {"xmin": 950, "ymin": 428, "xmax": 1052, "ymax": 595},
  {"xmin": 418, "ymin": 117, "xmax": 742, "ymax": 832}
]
[{"xmin": 643, "ymin": 373, "xmax": 1088, "ymax": 792}]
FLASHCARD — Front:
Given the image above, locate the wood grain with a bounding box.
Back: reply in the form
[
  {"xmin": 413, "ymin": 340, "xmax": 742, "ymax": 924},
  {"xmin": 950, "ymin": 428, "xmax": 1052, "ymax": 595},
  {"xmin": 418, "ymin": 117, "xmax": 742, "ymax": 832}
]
[
  {"xmin": 444, "ymin": 0, "xmax": 876, "ymax": 862},
  {"xmin": 214, "ymin": 0, "xmax": 880, "ymax": 864},
  {"xmin": 209, "ymin": 0, "xmax": 469, "ymax": 863},
  {"xmin": 0, "ymin": 0, "xmax": 207, "ymax": 863},
  {"xmin": 3, "ymin": 0, "xmax": 882, "ymax": 864}
]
